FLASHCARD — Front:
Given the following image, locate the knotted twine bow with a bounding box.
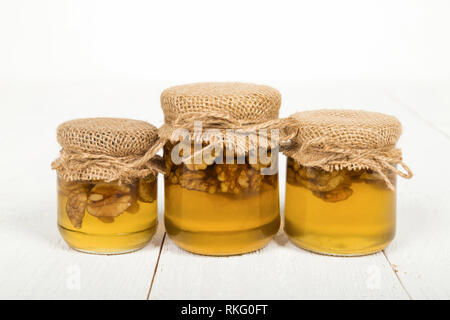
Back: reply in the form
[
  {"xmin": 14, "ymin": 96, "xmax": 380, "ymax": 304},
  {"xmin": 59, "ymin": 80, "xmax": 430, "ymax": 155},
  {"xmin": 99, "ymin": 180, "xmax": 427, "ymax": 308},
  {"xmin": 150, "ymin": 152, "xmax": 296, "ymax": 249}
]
[
  {"xmin": 52, "ymin": 112, "xmax": 297, "ymax": 182},
  {"xmin": 282, "ymin": 136, "xmax": 413, "ymax": 190},
  {"xmin": 51, "ymin": 151, "xmax": 164, "ymax": 183},
  {"xmin": 150, "ymin": 112, "xmax": 299, "ymax": 164}
]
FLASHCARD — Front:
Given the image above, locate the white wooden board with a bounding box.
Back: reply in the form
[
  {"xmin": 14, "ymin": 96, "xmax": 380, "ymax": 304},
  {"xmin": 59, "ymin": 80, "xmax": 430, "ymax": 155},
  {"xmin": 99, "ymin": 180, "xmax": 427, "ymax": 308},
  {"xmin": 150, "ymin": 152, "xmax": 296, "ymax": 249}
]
[
  {"xmin": 150, "ymin": 233, "xmax": 409, "ymax": 300},
  {"xmin": 1, "ymin": 82, "xmax": 450, "ymax": 299},
  {"xmin": 150, "ymin": 85, "xmax": 450, "ymax": 300},
  {"xmin": 383, "ymin": 86, "xmax": 450, "ymax": 300}
]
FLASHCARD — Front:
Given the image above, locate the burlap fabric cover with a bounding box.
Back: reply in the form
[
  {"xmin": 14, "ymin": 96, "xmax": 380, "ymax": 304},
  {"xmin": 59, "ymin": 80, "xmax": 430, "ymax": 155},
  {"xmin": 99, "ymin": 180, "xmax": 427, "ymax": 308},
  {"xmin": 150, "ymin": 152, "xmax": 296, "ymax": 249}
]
[
  {"xmin": 161, "ymin": 82, "xmax": 281, "ymax": 124},
  {"xmin": 283, "ymin": 110, "xmax": 413, "ymax": 190},
  {"xmin": 52, "ymin": 118, "xmax": 161, "ymax": 183},
  {"xmin": 158, "ymin": 82, "xmax": 296, "ymax": 155}
]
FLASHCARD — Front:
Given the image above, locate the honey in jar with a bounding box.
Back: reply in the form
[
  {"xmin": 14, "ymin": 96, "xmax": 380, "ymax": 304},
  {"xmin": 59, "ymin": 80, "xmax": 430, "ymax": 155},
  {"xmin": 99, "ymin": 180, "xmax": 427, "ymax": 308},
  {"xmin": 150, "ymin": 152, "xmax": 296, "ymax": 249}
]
[
  {"xmin": 160, "ymin": 82, "xmax": 283, "ymax": 255},
  {"xmin": 52, "ymin": 118, "xmax": 160, "ymax": 254},
  {"xmin": 164, "ymin": 143, "xmax": 280, "ymax": 255},
  {"xmin": 283, "ymin": 110, "xmax": 412, "ymax": 256},
  {"xmin": 57, "ymin": 176, "xmax": 157, "ymax": 254},
  {"xmin": 285, "ymin": 160, "xmax": 396, "ymax": 256}
]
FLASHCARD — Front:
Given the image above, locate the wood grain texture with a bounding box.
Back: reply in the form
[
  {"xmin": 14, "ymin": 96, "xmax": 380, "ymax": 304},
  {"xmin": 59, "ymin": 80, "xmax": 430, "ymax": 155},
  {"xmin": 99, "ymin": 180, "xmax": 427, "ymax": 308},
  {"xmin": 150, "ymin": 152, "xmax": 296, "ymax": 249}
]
[
  {"xmin": 383, "ymin": 86, "xmax": 450, "ymax": 300},
  {"xmin": 389, "ymin": 83, "xmax": 450, "ymax": 139},
  {"xmin": 149, "ymin": 86, "xmax": 417, "ymax": 300},
  {"xmin": 150, "ymin": 232, "xmax": 409, "ymax": 300},
  {"xmin": 0, "ymin": 112, "xmax": 166, "ymax": 299},
  {"xmin": 1, "ymin": 82, "xmax": 450, "ymax": 299},
  {"xmin": 0, "ymin": 205, "xmax": 165, "ymax": 300}
]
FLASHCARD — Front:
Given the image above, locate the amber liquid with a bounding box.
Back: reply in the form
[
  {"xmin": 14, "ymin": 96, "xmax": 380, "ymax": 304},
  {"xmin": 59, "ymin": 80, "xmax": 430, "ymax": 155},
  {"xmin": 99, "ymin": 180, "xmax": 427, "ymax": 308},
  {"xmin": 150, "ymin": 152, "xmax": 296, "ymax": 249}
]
[
  {"xmin": 285, "ymin": 159, "xmax": 396, "ymax": 256},
  {"xmin": 57, "ymin": 179, "xmax": 157, "ymax": 254},
  {"xmin": 165, "ymin": 182, "xmax": 280, "ymax": 256},
  {"xmin": 285, "ymin": 180, "xmax": 396, "ymax": 256}
]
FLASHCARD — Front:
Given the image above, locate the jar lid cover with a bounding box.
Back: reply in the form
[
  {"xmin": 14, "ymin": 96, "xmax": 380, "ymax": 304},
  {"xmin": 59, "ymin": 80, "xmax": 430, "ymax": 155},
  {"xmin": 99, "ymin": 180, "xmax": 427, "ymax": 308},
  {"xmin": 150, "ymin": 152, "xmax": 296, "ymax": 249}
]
[
  {"xmin": 57, "ymin": 118, "xmax": 158, "ymax": 157},
  {"xmin": 161, "ymin": 82, "xmax": 281, "ymax": 124},
  {"xmin": 291, "ymin": 109, "xmax": 402, "ymax": 149}
]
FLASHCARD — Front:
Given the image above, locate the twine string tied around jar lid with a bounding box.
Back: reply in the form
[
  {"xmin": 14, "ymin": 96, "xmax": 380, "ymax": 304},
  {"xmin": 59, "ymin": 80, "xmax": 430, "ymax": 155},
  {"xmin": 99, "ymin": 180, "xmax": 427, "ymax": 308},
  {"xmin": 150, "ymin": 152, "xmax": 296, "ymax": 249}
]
[
  {"xmin": 282, "ymin": 110, "xmax": 413, "ymax": 191},
  {"xmin": 157, "ymin": 82, "xmax": 295, "ymax": 164},
  {"xmin": 150, "ymin": 111, "xmax": 299, "ymax": 164},
  {"xmin": 284, "ymin": 136, "xmax": 413, "ymax": 190},
  {"xmin": 52, "ymin": 151, "xmax": 164, "ymax": 183},
  {"xmin": 52, "ymin": 118, "xmax": 164, "ymax": 183}
]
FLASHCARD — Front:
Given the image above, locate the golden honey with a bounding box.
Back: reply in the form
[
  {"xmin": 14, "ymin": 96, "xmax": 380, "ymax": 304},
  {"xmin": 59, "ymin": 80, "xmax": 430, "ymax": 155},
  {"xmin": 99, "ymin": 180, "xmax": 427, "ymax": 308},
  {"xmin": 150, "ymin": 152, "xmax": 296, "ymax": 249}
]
[
  {"xmin": 57, "ymin": 176, "xmax": 157, "ymax": 254},
  {"xmin": 284, "ymin": 158, "xmax": 396, "ymax": 256},
  {"xmin": 164, "ymin": 145, "xmax": 280, "ymax": 256}
]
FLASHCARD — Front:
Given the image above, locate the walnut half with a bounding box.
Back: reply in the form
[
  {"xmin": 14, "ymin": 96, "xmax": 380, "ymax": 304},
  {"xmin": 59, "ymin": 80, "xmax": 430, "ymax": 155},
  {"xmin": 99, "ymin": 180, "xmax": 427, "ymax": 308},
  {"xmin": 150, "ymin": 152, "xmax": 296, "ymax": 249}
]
[
  {"xmin": 66, "ymin": 186, "xmax": 88, "ymax": 229},
  {"xmin": 164, "ymin": 144, "xmax": 278, "ymax": 195},
  {"xmin": 313, "ymin": 186, "xmax": 353, "ymax": 203},
  {"xmin": 287, "ymin": 159, "xmax": 354, "ymax": 203},
  {"xmin": 138, "ymin": 175, "xmax": 157, "ymax": 203},
  {"xmin": 86, "ymin": 184, "xmax": 131, "ymax": 218},
  {"xmin": 287, "ymin": 159, "xmax": 392, "ymax": 202}
]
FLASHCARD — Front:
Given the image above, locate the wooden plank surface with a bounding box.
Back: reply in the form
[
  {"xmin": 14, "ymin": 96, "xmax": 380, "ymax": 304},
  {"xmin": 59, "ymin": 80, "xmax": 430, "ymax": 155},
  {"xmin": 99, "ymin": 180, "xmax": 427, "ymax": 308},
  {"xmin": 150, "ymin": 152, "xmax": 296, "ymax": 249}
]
[
  {"xmin": 389, "ymin": 84, "xmax": 450, "ymax": 138},
  {"xmin": 1, "ymin": 82, "xmax": 450, "ymax": 299},
  {"xmin": 149, "ymin": 85, "xmax": 418, "ymax": 300},
  {"xmin": 0, "ymin": 211, "xmax": 164, "ymax": 299},
  {"xmin": 0, "ymin": 105, "xmax": 165, "ymax": 299},
  {"xmin": 150, "ymin": 232, "xmax": 409, "ymax": 300},
  {"xmin": 383, "ymin": 85, "xmax": 450, "ymax": 299}
]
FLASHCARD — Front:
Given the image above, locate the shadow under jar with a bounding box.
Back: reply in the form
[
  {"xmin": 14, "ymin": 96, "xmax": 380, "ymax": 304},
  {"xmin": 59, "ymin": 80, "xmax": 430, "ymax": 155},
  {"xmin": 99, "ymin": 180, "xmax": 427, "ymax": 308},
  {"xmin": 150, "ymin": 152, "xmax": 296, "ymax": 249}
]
[
  {"xmin": 57, "ymin": 176, "xmax": 157, "ymax": 254},
  {"xmin": 52, "ymin": 118, "xmax": 160, "ymax": 254},
  {"xmin": 283, "ymin": 109, "xmax": 412, "ymax": 256}
]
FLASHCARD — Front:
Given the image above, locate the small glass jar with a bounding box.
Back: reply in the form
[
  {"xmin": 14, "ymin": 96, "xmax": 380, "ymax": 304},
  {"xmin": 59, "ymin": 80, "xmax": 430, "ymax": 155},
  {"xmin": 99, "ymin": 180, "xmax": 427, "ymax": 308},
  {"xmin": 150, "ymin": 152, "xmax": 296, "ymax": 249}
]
[
  {"xmin": 57, "ymin": 175, "xmax": 157, "ymax": 254},
  {"xmin": 164, "ymin": 143, "xmax": 280, "ymax": 255},
  {"xmin": 285, "ymin": 159, "xmax": 396, "ymax": 256},
  {"xmin": 283, "ymin": 109, "xmax": 412, "ymax": 256},
  {"xmin": 53, "ymin": 118, "xmax": 160, "ymax": 254}
]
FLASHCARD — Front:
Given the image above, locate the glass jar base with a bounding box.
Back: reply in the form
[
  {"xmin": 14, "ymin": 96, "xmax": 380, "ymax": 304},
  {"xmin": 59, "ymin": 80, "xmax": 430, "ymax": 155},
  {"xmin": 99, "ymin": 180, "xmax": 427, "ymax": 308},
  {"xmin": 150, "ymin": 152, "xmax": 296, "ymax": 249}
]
[
  {"xmin": 287, "ymin": 236, "xmax": 391, "ymax": 257},
  {"xmin": 58, "ymin": 222, "xmax": 157, "ymax": 255},
  {"xmin": 166, "ymin": 216, "xmax": 280, "ymax": 256},
  {"xmin": 72, "ymin": 247, "xmax": 145, "ymax": 255}
]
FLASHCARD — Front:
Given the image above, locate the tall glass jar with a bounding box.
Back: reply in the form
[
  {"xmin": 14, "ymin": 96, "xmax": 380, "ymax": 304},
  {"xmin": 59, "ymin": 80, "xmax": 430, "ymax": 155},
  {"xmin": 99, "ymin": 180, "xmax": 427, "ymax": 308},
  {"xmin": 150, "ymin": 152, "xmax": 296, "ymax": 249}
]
[
  {"xmin": 160, "ymin": 82, "xmax": 283, "ymax": 255},
  {"xmin": 52, "ymin": 118, "xmax": 160, "ymax": 254}
]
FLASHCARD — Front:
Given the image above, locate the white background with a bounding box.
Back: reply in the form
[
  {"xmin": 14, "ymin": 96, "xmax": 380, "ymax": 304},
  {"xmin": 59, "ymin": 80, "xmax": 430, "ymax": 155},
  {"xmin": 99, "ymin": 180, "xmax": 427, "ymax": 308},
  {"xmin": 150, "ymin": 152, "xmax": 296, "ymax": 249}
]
[
  {"xmin": 2, "ymin": 0, "xmax": 450, "ymax": 83},
  {"xmin": 0, "ymin": 0, "xmax": 450, "ymax": 300}
]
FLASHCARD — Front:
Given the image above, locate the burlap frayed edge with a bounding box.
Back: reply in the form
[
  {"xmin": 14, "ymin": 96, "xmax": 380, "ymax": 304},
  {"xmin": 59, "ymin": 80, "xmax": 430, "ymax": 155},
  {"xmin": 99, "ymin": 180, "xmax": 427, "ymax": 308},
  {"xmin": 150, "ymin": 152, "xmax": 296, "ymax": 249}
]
[
  {"xmin": 51, "ymin": 112, "xmax": 295, "ymax": 182},
  {"xmin": 281, "ymin": 137, "xmax": 413, "ymax": 191},
  {"xmin": 153, "ymin": 112, "xmax": 298, "ymax": 161},
  {"xmin": 53, "ymin": 110, "xmax": 414, "ymax": 189},
  {"xmin": 51, "ymin": 151, "xmax": 165, "ymax": 184}
]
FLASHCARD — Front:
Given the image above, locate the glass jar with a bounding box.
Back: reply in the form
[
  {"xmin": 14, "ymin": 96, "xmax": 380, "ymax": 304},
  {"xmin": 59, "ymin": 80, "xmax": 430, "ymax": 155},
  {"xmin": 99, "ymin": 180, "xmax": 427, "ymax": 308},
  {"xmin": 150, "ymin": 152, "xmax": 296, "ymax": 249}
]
[
  {"xmin": 160, "ymin": 82, "xmax": 283, "ymax": 255},
  {"xmin": 285, "ymin": 158, "xmax": 396, "ymax": 256},
  {"xmin": 53, "ymin": 117, "xmax": 160, "ymax": 254},
  {"xmin": 164, "ymin": 143, "xmax": 280, "ymax": 255},
  {"xmin": 57, "ymin": 175, "xmax": 157, "ymax": 254}
]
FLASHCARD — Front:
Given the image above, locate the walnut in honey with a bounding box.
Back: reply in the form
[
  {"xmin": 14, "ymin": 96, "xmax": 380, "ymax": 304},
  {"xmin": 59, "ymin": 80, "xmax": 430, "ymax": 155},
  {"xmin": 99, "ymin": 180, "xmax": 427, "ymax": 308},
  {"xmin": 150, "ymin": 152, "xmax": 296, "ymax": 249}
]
[
  {"xmin": 160, "ymin": 82, "xmax": 283, "ymax": 256},
  {"xmin": 53, "ymin": 118, "xmax": 160, "ymax": 254},
  {"xmin": 283, "ymin": 110, "xmax": 412, "ymax": 256},
  {"xmin": 164, "ymin": 142, "xmax": 280, "ymax": 256},
  {"xmin": 57, "ymin": 176, "xmax": 158, "ymax": 254}
]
